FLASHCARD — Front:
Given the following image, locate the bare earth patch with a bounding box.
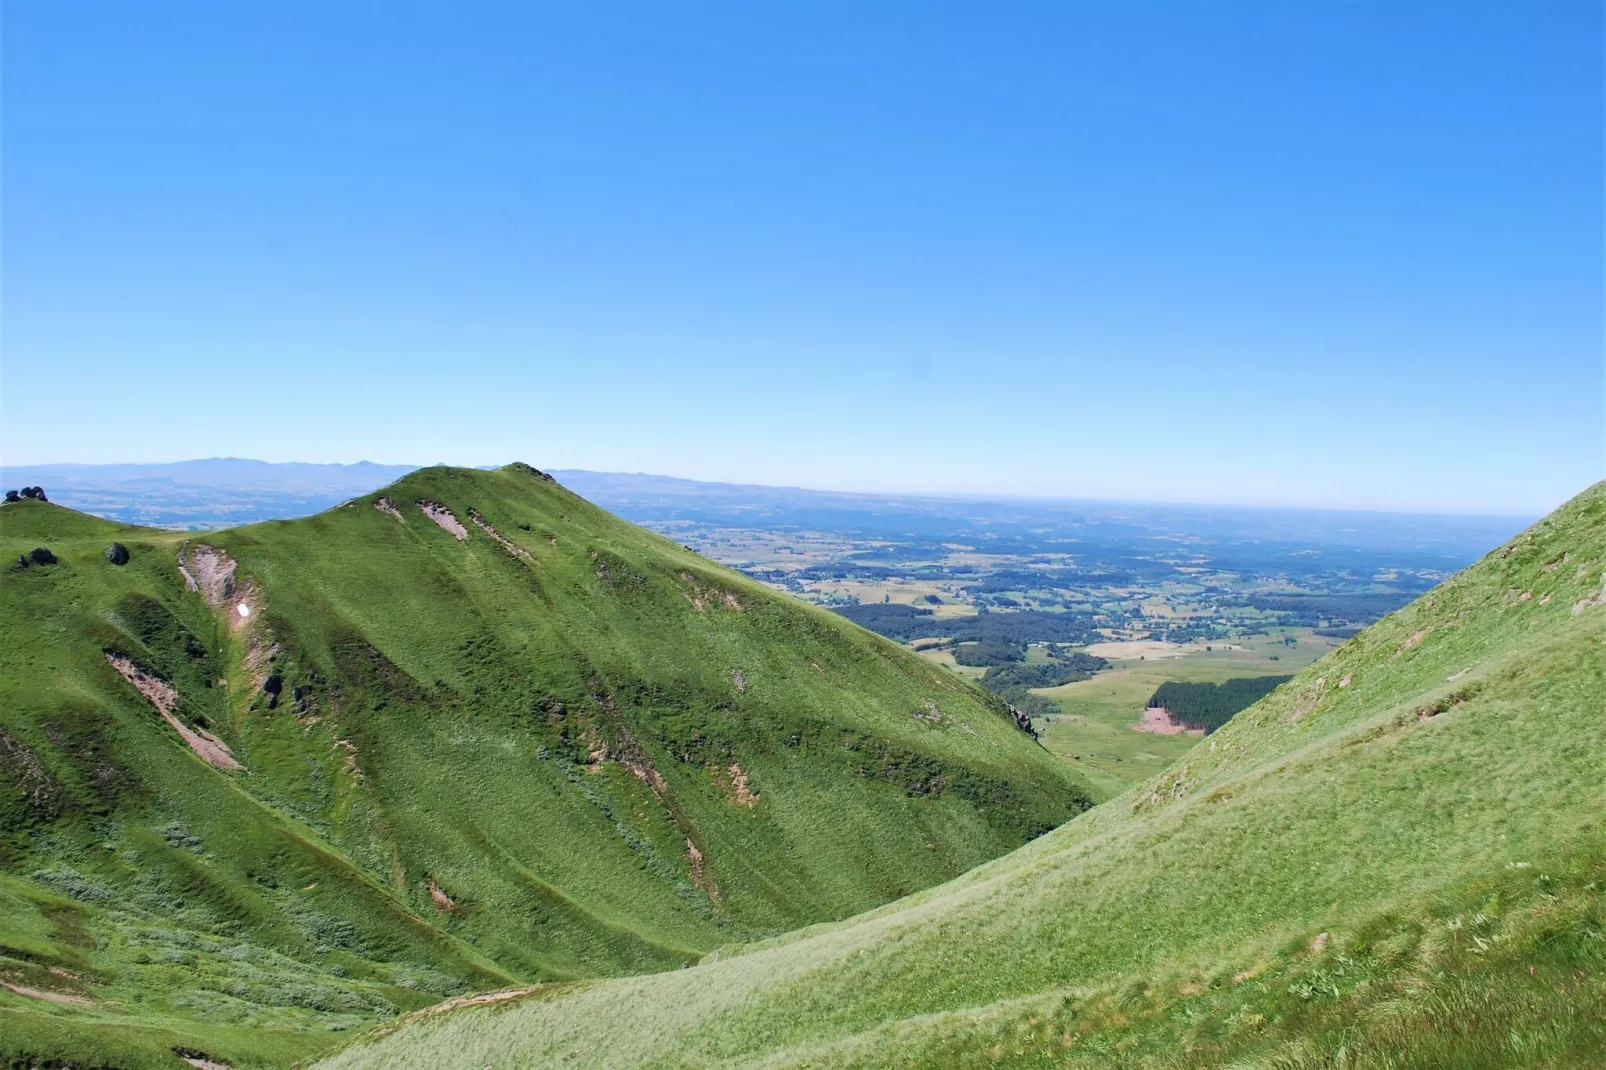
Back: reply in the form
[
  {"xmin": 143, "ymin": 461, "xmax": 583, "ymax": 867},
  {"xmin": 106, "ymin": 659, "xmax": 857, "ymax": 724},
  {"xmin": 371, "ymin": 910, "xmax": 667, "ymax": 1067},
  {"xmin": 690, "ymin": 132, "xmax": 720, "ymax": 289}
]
[
  {"xmin": 686, "ymin": 839, "xmax": 710, "ymax": 889},
  {"xmin": 1132, "ymin": 706, "xmax": 1204, "ymax": 736},
  {"xmin": 679, "ymin": 572, "xmax": 742, "ymax": 612},
  {"xmin": 179, "ymin": 1056, "xmax": 234, "ymax": 1070},
  {"xmin": 334, "ymin": 738, "xmax": 365, "ymax": 783},
  {"xmin": 243, "ymin": 628, "xmax": 281, "ymax": 691},
  {"xmin": 374, "ymin": 496, "xmax": 404, "ymax": 522},
  {"xmin": 417, "ymin": 501, "xmax": 468, "ymax": 541},
  {"xmin": 1, "ymin": 980, "xmax": 92, "ymax": 1006},
  {"xmin": 725, "ymin": 762, "xmax": 759, "ymax": 808},
  {"xmin": 1289, "ymin": 676, "xmax": 1327, "ymax": 722},
  {"xmin": 1572, "ymin": 572, "xmax": 1606, "ymax": 616},
  {"xmin": 106, "ymin": 653, "xmax": 243, "ymax": 771},
  {"xmin": 180, "ymin": 545, "xmax": 238, "ymax": 606},
  {"xmin": 1396, "ymin": 628, "xmax": 1430, "ymax": 656},
  {"xmin": 428, "ymin": 879, "xmax": 455, "ymax": 913},
  {"xmin": 369, "ymin": 987, "xmax": 536, "ymax": 1038}
]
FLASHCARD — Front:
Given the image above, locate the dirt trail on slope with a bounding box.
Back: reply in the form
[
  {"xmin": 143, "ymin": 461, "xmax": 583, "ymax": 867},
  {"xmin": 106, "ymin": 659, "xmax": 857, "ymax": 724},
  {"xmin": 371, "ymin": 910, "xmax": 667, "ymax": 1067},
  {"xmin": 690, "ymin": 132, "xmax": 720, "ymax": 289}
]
[
  {"xmin": 105, "ymin": 653, "xmax": 243, "ymax": 771},
  {"xmin": 467, "ymin": 508, "xmax": 534, "ymax": 562},
  {"xmin": 727, "ymin": 762, "xmax": 759, "ymax": 807},
  {"xmin": 368, "ymin": 987, "xmax": 536, "ymax": 1038},
  {"xmin": 1, "ymin": 980, "xmax": 92, "ymax": 1006},
  {"xmin": 585, "ymin": 677, "xmax": 722, "ymax": 903}
]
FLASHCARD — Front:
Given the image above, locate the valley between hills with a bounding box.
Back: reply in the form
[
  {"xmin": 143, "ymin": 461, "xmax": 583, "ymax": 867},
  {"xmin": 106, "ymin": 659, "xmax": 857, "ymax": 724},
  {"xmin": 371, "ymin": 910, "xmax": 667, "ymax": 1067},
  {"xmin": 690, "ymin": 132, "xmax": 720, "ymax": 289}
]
[{"xmin": 2, "ymin": 467, "xmax": 1603, "ymax": 1068}]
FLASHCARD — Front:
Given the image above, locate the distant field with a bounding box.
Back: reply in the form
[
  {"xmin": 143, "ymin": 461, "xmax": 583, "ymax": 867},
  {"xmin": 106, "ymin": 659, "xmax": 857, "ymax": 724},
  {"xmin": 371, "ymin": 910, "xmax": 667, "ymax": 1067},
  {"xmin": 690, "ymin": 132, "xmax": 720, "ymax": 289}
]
[{"xmin": 1035, "ymin": 629, "xmax": 1339, "ymax": 798}]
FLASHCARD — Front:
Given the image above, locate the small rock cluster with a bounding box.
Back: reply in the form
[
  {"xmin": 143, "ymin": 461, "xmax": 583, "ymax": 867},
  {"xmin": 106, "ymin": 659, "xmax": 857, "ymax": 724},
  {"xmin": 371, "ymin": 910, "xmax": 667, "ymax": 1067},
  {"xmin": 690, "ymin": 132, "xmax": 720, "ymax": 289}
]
[
  {"xmin": 1006, "ymin": 704, "xmax": 1040, "ymax": 740},
  {"xmin": 508, "ymin": 461, "xmax": 556, "ymax": 482},
  {"xmin": 3, "ymin": 486, "xmax": 48, "ymax": 503},
  {"xmin": 14, "ymin": 547, "xmax": 57, "ymax": 569}
]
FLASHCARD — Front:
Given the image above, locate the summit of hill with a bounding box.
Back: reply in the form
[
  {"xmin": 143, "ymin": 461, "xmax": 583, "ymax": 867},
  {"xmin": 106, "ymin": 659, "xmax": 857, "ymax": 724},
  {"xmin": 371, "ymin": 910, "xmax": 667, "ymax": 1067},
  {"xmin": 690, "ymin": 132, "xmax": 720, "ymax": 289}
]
[{"xmin": 0, "ymin": 463, "xmax": 1090, "ymax": 1068}]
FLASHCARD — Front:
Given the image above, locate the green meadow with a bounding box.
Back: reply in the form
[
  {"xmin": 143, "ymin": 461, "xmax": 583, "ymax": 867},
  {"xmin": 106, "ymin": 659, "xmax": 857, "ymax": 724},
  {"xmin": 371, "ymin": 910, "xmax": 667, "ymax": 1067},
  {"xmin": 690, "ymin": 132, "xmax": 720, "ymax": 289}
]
[
  {"xmin": 316, "ymin": 481, "xmax": 1606, "ymax": 1069},
  {"xmin": 0, "ymin": 465, "xmax": 1089, "ymax": 1069},
  {"xmin": 1038, "ymin": 631, "xmax": 1338, "ymax": 798}
]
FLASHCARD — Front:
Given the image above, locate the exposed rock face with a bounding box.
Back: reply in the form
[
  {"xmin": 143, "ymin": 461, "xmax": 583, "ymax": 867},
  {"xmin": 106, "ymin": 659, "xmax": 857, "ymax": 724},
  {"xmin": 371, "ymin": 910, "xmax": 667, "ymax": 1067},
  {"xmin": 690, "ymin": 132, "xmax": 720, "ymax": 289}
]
[
  {"xmin": 106, "ymin": 543, "xmax": 130, "ymax": 566},
  {"xmin": 179, "ymin": 545, "xmax": 237, "ymax": 605},
  {"xmin": 28, "ymin": 547, "xmax": 56, "ymax": 566}
]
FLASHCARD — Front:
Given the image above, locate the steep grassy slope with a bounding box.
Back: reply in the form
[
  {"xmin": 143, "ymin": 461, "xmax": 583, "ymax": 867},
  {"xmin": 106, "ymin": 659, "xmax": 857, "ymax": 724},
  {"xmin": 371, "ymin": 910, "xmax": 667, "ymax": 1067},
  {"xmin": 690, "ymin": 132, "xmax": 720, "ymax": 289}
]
[
  {"xmin": 319, "ymin": 481, "xmax": 1606, "ymax": 1069},
  {"xmin": 0, "ymin": 464, "xmax": 1090, "ymax": 1069}
]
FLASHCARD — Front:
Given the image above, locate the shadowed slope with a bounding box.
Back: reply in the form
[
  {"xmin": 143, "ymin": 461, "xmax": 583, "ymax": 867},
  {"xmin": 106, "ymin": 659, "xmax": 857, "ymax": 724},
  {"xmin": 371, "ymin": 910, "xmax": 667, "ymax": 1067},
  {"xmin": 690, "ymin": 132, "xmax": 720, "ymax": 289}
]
[{"xmin": 316, "ymin": 481, "xmax": 1606, "ymax": 1070}]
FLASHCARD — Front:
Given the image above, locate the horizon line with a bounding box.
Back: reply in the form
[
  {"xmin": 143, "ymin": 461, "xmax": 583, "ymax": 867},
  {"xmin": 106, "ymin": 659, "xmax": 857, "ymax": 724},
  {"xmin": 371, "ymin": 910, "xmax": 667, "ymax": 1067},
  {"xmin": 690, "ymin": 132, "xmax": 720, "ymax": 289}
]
[{"xmin": 0, "ymin": 456, "xmax": 1549, "ymax": 521}]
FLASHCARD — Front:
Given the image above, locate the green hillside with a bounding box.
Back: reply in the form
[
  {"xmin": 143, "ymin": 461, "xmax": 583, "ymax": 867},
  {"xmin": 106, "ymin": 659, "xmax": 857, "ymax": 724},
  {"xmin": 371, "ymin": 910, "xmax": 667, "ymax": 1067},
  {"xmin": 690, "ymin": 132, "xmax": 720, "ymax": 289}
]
[
  {"xmin": 0, "ymin": 464, "xmax": 1091, "ymax": 1069},
  {"xmin": 317, "ymin": 481, "xmax": 1606, "ymax": 1069}
]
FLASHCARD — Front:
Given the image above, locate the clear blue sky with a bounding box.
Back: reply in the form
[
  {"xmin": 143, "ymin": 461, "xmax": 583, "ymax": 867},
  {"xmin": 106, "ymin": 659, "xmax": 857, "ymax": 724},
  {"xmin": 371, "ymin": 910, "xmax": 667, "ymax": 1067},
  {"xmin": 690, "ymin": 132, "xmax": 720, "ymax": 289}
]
[{"xmin": 4, "ymin": 2, "xmax": 1601, "ymax": 514}]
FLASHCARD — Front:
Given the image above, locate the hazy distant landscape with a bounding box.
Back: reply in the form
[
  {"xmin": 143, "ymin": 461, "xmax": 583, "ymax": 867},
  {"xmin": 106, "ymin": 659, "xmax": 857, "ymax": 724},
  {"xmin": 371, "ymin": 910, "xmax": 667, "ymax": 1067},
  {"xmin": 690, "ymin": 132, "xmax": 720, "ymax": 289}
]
[{"xmin": 2, "ymin": 459, "xmax": 1530, "ymax": 798}]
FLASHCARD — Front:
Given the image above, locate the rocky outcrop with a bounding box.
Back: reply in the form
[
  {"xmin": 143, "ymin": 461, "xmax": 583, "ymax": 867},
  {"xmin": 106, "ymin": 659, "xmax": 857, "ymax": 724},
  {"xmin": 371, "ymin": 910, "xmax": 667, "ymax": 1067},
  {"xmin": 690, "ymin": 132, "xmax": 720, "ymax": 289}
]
[
  {"xmin": 507, "ymin": 461, "xmax": 556, "ymax": 482},
  {"xmin": 178, "ymin": 545, "xmax": 237, "ymax": 606}
]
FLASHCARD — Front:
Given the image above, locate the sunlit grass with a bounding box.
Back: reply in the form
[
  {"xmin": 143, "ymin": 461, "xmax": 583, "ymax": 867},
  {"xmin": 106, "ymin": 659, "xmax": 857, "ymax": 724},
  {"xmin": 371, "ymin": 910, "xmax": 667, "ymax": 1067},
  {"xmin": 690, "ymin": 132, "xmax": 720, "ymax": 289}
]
[
  {"xmin": 317, "ymin": 481, "xmax": 1606, "ymax": 1069},
  {"xmin": 0, "ymin": 466, "xmax": 1090, "ymax": 1068}
]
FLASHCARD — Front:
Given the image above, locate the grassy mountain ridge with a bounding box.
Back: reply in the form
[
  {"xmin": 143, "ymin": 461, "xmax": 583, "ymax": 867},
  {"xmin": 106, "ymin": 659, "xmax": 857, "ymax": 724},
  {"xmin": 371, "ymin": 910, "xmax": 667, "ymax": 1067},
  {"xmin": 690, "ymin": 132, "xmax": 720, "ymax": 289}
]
[
  {"xmin": 0, "ymin": 464, "xmax": 1090, "ymax": 1068},
  {"xmin": 316, "ymin": 480, "xmax": 1606, "ymax": 1069}
]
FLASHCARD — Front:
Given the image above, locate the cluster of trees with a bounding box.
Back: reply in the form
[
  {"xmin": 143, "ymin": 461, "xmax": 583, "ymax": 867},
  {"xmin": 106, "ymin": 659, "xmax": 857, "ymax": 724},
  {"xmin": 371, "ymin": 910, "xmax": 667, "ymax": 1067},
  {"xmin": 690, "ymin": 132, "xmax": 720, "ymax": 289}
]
[
  {"xmin": 829, "ymin": 603, "xmax": 938, "ymax": 641},
  {"xmin": 831, "ymin": 602, "xmax": 1101, "ymax": 647},
  {"xmin": 1146, "ymin": 675, "xmax": 1293, "ymax": 734},
  {"xmin": 1242, "ymin": 592, "xmax": 1414, "ymax": 627},
  {"xmin": 4, "ymin": 486, "xmax": 48, "ymax": 503},
  {"xmin": 975, "ymin": 651, "xmax": 1112, "ymax": 727},
  {"xmin": 980, "ymin": 654, "xmax": 1108, "ymax": 691},
  {"xmin": 952, "ymin": 639, "xmax": 1024, "ymax": 666},
  {"xmin": 944, "ymin": 610, "xmax": 1097, "ymax": 645}
]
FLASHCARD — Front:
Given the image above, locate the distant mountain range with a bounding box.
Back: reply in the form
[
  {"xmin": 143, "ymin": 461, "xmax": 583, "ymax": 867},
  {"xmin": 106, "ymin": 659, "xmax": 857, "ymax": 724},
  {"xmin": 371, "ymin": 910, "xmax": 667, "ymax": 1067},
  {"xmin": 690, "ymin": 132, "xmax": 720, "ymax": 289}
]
[{"xmin": 0, "ymin": 459, "xmax": 1530, "ymax": 560}]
